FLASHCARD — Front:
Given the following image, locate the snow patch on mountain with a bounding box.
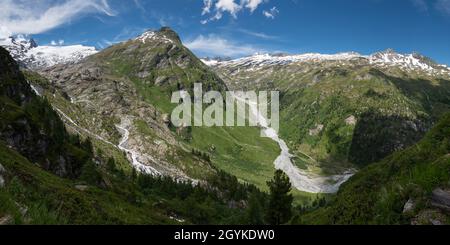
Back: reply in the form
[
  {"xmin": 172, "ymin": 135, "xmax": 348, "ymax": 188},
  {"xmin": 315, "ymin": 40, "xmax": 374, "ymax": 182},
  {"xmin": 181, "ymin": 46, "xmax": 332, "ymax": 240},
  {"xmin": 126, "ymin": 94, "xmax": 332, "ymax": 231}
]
[
  {"xmin": 369, "ymin": 50, "xmax": 440, "ymax": 72},
  {"xmin": 0, "ymin": 35, "xmax": 97, "ymax": 69},
  {"xmin": 203, "ymin": 50, "xmax": 450, "ymax": 76},
  {"xmin": 28, "ymin": 45, "xmax": 97, "ymax": 68},
  {"xmin": 136, "ymin": 31, "xmax": 174, "ymax": 44},
  {"xmin": 203, "ymin": 52, "xmax": 362, "ymax": 68},
  {"xmin": 201, "ymin": 59, "xmax": 220, "ymax": 66}
]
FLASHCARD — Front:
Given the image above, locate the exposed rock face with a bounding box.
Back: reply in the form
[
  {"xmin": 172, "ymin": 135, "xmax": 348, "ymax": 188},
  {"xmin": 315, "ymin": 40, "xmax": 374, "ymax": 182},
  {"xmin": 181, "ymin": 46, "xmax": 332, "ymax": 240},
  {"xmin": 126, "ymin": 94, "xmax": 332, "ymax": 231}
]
[
  {"xmin": 431, "ymin": 188, "xmax": 450, "ymax": 212},
  {"xmin": 309, "ymin": 124, "xmax": 324, "ymax": 136},
  {"xmin": 345, "ymin": 115, "xmax": 357, "ymax": 126},
  {"xmin": 403, "ymin": 198, "xmax": 415, "ymax": 213},
  {"xmin": 349, "ymin": 112, "xmax": 430, "ymax": 166},
  {"xmin": 411, "ymin": 209, "xmax": 447, "ymax": 225},
  {"xmin": 75, "ymin": 185, "xmax": 89, "ymax": 191},
  {"xmin": 0, "ymin": 215, "xmax": 13, "ymax": 225},
  {"xmin": 0, "ymin": 47, "xmax": 86, "ymax": 178},
  {"xmin": 0, "ymin": 163, "xmax": 5, "ymax": 188}
]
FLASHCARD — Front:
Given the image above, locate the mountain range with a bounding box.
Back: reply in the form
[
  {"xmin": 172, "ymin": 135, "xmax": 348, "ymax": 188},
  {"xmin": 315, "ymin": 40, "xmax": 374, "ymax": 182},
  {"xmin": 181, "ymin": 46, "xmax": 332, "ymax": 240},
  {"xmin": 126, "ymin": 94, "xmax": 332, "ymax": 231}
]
[
  {"xmin": 1, "ymin": 27, "xmax": 449, "ymax": 225},
  {"xmin": 0, "ymin": 35, "xmax": 97, "ymax": 70},
  {"xmin": 203, "ymin": 50, "xmax": 450, "ymax": 75}
]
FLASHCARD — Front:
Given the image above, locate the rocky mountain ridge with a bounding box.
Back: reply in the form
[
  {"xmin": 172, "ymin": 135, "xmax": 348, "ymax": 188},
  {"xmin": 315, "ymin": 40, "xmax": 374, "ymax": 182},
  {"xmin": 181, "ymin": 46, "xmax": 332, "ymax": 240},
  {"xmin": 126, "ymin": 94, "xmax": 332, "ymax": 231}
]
[
  {"xmin": 0, "ymin": 35, "xmax": 97, "ymax": 70},
  {"xmin": 207, "ymin": 45, "xmax": 450, "ymax": 183},
  {"xmin": 34, "ymin": 27, "xmax": 228, "ymax": 183},
  {"xmin": 203, "ymin": 50, "xmax": 450, "ymax": 77}
]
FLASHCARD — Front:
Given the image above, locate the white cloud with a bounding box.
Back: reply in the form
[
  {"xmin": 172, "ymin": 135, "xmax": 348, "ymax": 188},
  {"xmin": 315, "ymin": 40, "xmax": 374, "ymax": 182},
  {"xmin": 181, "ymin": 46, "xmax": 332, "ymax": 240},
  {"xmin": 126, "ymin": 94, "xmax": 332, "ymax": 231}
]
[
  {"xmin": 263, "ymin": 6, "xmax": 279, "ymax": 19},
  {"xmin": 185, "ymin": 34, "xmax": 263, "ymax": 57},
  {"xmin": 50, "ymin": 39, "xmax": 65, "ymax": 46},
  {"xmin": 201, "ymin": 0, "xmax": 269, "ymax": 23},
  {"xmin": 216, "ymin": 0, "xmax": 242, "ymax": 17},
  {"xmin": 0, "ymin": 0, "xmax": 115, "ymax": 37},
  {"xmin": 133, "ymin": 0, "xmax": 146, "ymax": 12},
  {"xmin": 245, "ymin": 0, "xmax": 265, "ymax": 12},
  {"xmin": 0, "ymin": 26, "xmax": 12, "ymax": 39},
  {"xmin": 202, "ymin": 0, "xmax": 213, "ymax": 15},
  {"xmin": 436, "ymin": 0, "xmax": 450, "ymax": 14},
  {"xmin": 237, "ymin": 28, "xmax": 278, "ymax": 40},
  {"xmin": 411, "ymin": 0, "xmax": 428, "ymax": 12}
]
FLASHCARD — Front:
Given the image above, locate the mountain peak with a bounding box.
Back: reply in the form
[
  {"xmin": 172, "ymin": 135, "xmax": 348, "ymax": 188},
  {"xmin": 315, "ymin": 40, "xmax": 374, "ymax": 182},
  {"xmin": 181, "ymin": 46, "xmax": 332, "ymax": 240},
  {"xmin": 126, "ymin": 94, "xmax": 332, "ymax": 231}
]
[
  {"xmin": 0, "ymin": 35, "xmax": 97, "ymax": 69},
  {"xmin": 10, "ymin": 35, "xmax": 38, "ymax": 49},
  {"xmin": 371, "ymin": 49, "xmax": 435, "ymax": 65},
  {"xmin": 381, "ymin": 48, "xmax": 396, "ymax": 54},
  {"xmin": 135, "ymin": 27, "xmax": 181, "ymax": 45},
  {"xmin": 158, "ymin": 27, "xmax": 181, "ymax": 42},
  {"xmin": 368, "ymin": 50, "xmax": 444, "ymax": 73}
]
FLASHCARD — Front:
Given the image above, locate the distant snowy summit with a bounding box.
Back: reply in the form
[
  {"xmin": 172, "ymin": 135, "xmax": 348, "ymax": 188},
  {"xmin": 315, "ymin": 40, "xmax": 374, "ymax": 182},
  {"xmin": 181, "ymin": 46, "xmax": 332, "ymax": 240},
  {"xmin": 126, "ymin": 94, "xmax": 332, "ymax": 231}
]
[
  {"xmin": 0, "ymin": 35, "xmax": 97, "ymax": 70},
  {"xmin": 202, "ymin": 50, "xmax": 450, "ymax": 76}
]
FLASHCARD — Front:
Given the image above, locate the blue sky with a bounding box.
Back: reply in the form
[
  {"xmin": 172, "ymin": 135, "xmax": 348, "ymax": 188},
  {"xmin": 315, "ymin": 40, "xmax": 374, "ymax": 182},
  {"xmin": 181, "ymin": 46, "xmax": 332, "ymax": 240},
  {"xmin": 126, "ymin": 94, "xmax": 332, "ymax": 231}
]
[{"xmin": 1, "ymin": 0, "xmax": 450, "ymax": 64}]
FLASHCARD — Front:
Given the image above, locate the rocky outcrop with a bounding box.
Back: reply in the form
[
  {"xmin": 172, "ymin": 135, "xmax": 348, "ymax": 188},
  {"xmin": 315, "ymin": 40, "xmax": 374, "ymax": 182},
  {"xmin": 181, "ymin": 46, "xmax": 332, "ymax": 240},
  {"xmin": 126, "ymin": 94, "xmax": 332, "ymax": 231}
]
[
  {"xmin": 431, "ymin": 188, "xmax": 450, "ymax": 212},
  {"xmin": 411, "ymin": 209, "xmax": 446, "ymax": 225},
  {"xmin": 0, "ymin": 215, "xmax": 13, "ymax": 225},
  {"xmin": 349, "ymin": 112, "xmax": 430, "ymax": 166},
  {"xmin": 0, "ymin": 163, "xmax": 5, "ymax": 188},
  {"xmin": 75, "ymin": 185, "xmax": 89, "ymax": 191},
  {"xmin": 403, "ymin": 198, "xmax": 415, "ymax": 213},
  {"xmin": 345, "ymin": 115, "xmax": 357, "ymax": 126},
  {"xmin": 309, "ymin": 124, "xmax": 324, "ymax": 136},
  {"xmin": 0, "ymin": 47, "xmax": 90, "ymax": 178}
]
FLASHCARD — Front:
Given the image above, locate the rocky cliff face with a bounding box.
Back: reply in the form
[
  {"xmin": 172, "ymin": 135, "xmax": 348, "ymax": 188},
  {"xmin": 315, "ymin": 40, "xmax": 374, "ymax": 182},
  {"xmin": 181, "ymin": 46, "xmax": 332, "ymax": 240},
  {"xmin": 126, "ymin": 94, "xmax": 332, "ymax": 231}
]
[{"xmin": 0, "ymin": 46, "xmax": 93, "ymax": 178}]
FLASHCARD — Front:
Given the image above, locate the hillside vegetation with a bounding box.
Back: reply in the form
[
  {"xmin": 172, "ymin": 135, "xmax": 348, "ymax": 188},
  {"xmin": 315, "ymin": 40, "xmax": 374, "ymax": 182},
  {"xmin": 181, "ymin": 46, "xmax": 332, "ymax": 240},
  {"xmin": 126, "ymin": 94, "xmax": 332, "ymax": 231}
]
[
  {"xmin": 39, "ymin": 28, "xmax": 280, "ymax": 193},
  {"xmin": 296, "ymin": 113, "xmax": 450, "ymax": 225},
  {"xmin": 0, "ymin": 46, "xmax": 273, "ymax": 224},
  {"xmin": 212, "ymin": 56, "xmax": 450, "ymax": 176}
]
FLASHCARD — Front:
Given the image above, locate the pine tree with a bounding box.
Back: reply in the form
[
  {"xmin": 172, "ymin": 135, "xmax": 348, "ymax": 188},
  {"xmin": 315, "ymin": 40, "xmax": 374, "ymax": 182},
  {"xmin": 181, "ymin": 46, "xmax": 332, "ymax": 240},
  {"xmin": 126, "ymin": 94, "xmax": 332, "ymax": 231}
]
[
  {"xmin": 131, "ymin": 168, "xmax": 137, "ymax": 182},
  {"xmin": 246, "ymin": 192, "xmax": 264, "ymax": 225},
  {"xmin": 265, "ymin": 170, "xmax": 293, "ymax": 225},
  {"xmin": 81, "ymin": 137, "xmax": 94, "ymax": 156},
  {"xmin": 80, "ymin": 160, "xmax": 101, "ymax": 185},
  {"xmin": 106, "ymin": 157, "xmax": 117, "ymax": 172}
]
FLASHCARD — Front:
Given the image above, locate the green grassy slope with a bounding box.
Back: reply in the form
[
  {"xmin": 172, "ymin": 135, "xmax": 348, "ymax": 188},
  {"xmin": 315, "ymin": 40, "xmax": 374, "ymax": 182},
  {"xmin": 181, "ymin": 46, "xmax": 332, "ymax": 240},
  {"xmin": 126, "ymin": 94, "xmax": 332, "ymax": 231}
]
[
  {"xmin": 215, "ymin": 62, "xmax": 450, "ymax": 176},
  {"xmin": 296, "ymin": 113, "xmax": 450, "ymax": 225},
  {"xmin": 0, "ymin": 139, "xmax": 270, "ymax": 225},
  {"xmin": 0, "ymin": 142, "xmax": 175, "ymax": 224},
  {"xmin": 86, "ymin": 28, "xmax": 281, "ymax": 191},
  {"xmin": 135, "ymin": 88, "xmax": 280, "ymax": 191},
  {"xmin": 0, "ymin": 46, "xmax": 272, "ymax": 224}
]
